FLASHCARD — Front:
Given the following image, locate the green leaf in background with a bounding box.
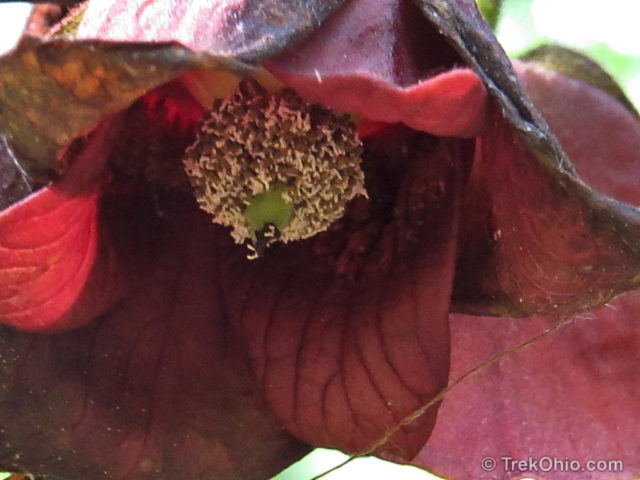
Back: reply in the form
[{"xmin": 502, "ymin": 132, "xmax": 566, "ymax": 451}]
[{"xmin": 477, "ymin": 0, "xmax": 503, "ymax": 28}]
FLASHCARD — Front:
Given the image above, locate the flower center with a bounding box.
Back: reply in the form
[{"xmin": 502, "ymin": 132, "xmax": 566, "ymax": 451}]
[{"xmin": 183, "ymin": 80, "xmax": 366, "ymax": 257}]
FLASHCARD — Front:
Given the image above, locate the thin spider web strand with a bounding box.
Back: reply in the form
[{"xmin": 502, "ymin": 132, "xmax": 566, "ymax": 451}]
[{"xmin": 311, "ymin": 314, "xmax": 576, "ymax": 480}]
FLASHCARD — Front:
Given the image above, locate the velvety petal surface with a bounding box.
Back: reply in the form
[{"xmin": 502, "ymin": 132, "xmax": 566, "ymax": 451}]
[
  {"xmin": 266, "ymin": 0, "xmax": 487, "ymax": 137},
  {"xmin": 222, "ymin": 132, "xmax": 468, "ymax": 458},
  {"xmin": 0, "ymin": 201, "xmax": 307, "ymax": 480},
  {"xmin": 415, "ymin": 63, "xmax": 640, "ymax": 480}
]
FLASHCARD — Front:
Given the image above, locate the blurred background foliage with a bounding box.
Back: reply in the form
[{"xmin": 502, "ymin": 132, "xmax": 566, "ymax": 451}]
[{"xmin": 0, "ymin": 0, "xmax": 637, "ymax": 479}]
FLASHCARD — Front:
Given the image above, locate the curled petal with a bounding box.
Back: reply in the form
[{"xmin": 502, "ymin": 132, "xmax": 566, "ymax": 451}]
[
  {"xmin": 0, "ymin": 122, "xmax": 121, "ymax": 332},
  {"xmin": 453, "ymin": 99, "xmax": 640, "ymax": 316},
  {"xmin": 415, "ymin": 61, "xmax": 640, "ymax": 480},
  {"xmin": 0, "ymin": 37, "xmax": 212, "ymax": 179},
  {"xmin": 266, "ymin": 0, "xmax": 487, "ymax": 137}
]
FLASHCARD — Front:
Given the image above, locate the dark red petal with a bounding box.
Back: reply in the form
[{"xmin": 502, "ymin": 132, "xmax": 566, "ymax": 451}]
[
  {"xmin": 0, "ymin": 205, "xmax": 307, "ymax": 479},
  {"xmin": 414, "ymin": 63, "xmax": 640, "ymax": 480},
  {"xmin": 452, "ymin": 101, "xmax": 640, "ymax": 316},
  {"xmin": 221, "ymin": 136, "xmax": 467, "ymax": 458},
  {"xmin": 76, "ymin": 0, "xmax": 345, "ymax": 62},
  {"xmin": 0, "ymin": 122, "xmax": 119, "ymax": 332},
  {"xmin": 266, "ymin": 0, "xmax": 487, "ymax": 137},
  {"xmin": 77, "ymin": 0, "xmax": 487, "ymax": 138},
  {"xmin": 416, "ymin": 300, "xmax": 640, "ymax": 480}
]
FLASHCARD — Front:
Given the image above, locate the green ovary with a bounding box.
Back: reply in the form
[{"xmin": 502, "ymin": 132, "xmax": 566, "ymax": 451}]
[{"xmin": 245, "ymin": 188, "xmax": 293, "ymax": 237}]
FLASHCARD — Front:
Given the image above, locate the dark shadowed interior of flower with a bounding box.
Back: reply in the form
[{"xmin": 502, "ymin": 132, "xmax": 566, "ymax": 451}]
[{"xmin": 0, "ymin": 1, "xmax": 639, "ymax": 480}]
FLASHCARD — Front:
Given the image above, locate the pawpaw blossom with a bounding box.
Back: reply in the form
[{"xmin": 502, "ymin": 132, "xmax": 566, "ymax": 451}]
[{"xmin": 0, "ymin": 1, "xmax": 639, "ymax": 480}]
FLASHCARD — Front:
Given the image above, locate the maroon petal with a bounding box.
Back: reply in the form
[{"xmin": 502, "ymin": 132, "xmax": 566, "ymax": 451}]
[
  {"xmin": 0, "ymin": 79, "xmax": 309, "ymax": 477},
  {"xmin": 0, "ymin": 124, "xmax": 466, "ymax": 476},
  {"xmin": 77, "ymin": 0, "xmax": 488, "ymax": 138},
  {"xmin": 452, "ymin": 102, "xmax": 640, "ymax": 316},
  {"xmin": 266, "ymin": 0, "xmax": 487, "ymax": 137},
  {"xmin": 416, "ymin": 301, "xmax": 640, "ymax": 480},
  {"xmin": 1, "ymin": 73, "xmax": 471, "ymax": 475},
  {"xmin": 219, "ymin": 134, "xmax": 466, "ymax": 459},
  {"xmin": 0, "ymin": 194, "xmax": 307, "ymax": 480},
  {"xmin": 414, "ymin": 62, "xmax": 640, "ymax": 480}
]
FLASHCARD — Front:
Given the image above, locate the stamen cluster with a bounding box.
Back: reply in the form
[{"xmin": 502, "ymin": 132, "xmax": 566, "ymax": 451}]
[{"xmin": 183, "ymin": 80, "xmax": 366, "ymax": 249}]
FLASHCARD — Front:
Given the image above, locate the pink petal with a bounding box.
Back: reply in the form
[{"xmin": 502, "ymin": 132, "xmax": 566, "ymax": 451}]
[
  {"xmin": 414, "ymin": 60, "xmax": 640, "ymax": 480},
  {"xmin": 418, "ymin": 302, "xmax": 640, "ymax": 480}
]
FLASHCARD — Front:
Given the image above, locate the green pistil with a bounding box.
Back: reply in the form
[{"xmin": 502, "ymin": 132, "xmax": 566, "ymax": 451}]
[{"xmin": 245, "ymin": 188, "xmax": 293, "ymax": 236}]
